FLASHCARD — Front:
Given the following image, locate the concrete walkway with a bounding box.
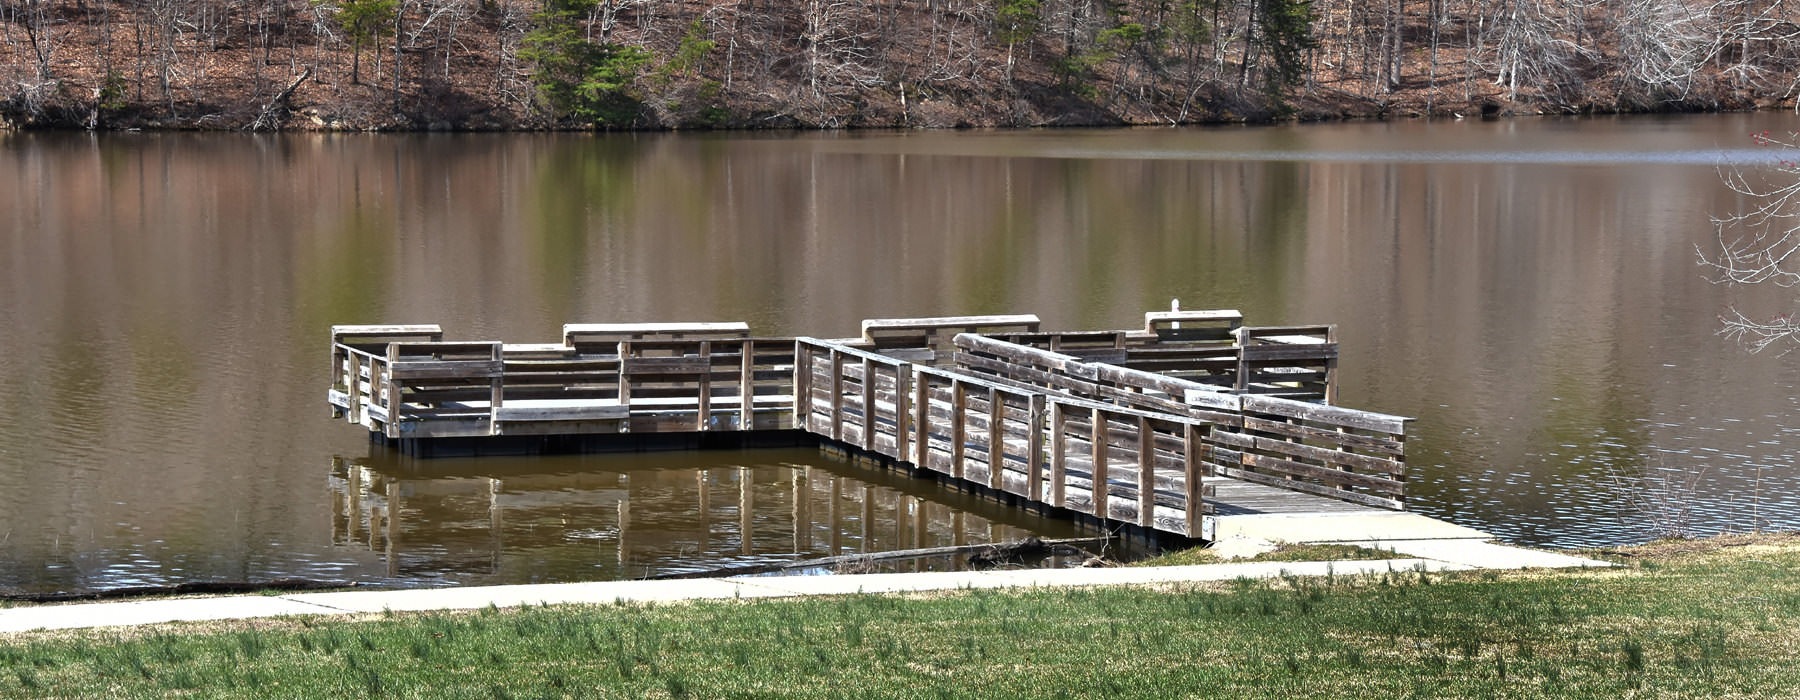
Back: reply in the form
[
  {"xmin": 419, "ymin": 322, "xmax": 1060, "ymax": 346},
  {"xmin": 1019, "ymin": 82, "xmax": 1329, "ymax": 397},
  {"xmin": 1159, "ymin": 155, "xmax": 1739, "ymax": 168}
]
[{"xmin": 0, "ymin": 529, "xmax": 1609, "ymax": 634}]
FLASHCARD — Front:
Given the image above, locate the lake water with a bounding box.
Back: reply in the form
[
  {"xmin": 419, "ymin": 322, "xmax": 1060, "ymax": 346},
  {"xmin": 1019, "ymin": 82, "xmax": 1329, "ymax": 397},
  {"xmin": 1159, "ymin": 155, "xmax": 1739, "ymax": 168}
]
[{"xmin": 5, "ymin": 114, "xmax": 1799, "ymax": 594}]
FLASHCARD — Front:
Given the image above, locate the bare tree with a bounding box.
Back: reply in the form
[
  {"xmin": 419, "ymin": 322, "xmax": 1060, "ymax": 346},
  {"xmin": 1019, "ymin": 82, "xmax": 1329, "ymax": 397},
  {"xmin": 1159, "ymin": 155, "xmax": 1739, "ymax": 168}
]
[
  {"xmin": 1610, "ymin": 0, "xmax": 1718, "ymax": 101},
  {"xmin": 1486, "ymin": 0, "xmax": 1590, "ymax": 104},
  {"xmin": 1701, "ymin": 131, "xmax": 1800, "ymax": 352}
]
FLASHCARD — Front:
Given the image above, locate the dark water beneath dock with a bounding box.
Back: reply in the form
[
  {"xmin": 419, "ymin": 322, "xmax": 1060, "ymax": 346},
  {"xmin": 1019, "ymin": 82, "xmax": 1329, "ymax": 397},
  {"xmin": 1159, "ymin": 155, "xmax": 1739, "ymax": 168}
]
[{"xmin": 4, "ymin": 114, "xmax": 1800, "ymax": 593}]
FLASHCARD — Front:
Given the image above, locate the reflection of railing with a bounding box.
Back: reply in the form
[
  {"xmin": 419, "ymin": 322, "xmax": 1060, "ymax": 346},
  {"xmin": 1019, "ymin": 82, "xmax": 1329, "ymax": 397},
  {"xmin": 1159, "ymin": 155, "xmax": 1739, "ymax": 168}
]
[
  {"xmin": 327, "ymin": 455, "xmax": 1073, "ymax": 579},
  {"xmin": 329, "ymin": 324, "xmax": 797, "ymax": 440}
]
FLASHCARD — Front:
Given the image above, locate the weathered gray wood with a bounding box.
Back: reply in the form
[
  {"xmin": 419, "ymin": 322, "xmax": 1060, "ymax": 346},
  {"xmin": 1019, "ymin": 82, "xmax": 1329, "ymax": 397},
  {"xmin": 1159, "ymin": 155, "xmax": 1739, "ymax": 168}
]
[
  {"xmin": 829, "ymin": 349, "xmax": 845, "ymax": 442},
  {"xmin": 1051, "ymin": 402, "xmax": 1067, "ymax": 507},
  {"xmin": 1216, "ymin": 468, "xmax": 1405, "ymax": 511},
  {"xmin": 993, "ymin": 385, "xmax": 1008, "ymax": 489},
  {"xmin": 862, "ymin": 314, "xmax": 1041, "ymax": 336},
  {"xmin": 1212, "ymin": 429, "xmax": 1405, "ymax": 475},
  {"xmin": 332, "ymin": 325, "xmax": 444, "ymax": 347},
  {"xmin": 862, "ymin": 357, "xmax": 876, "ymax": 452},
  {"xmin": 1239, "ymin": 416, "xmax": 1404, "ymax": 454},
  {"xmin": 1237, "ymin": 453, "xmax": 1405, "ymax": 494},
  {"xmin": 950, "ymin": 380, "xmax": 967, "ymax": 479},
  {"xmin": 1241, "ymin": 394, "xmax": 1410, "ymax": 435},
  {"xmin": 1138, "ymin": 415, "xmax": 1154, "ymax": 528},
  {"xmin": 494, "ymin": 404, "xmax": 630, "ymax": 422},
  {"xmin": 1089, "ymin": 406, "xmax": 1107, "ymax": 519}
]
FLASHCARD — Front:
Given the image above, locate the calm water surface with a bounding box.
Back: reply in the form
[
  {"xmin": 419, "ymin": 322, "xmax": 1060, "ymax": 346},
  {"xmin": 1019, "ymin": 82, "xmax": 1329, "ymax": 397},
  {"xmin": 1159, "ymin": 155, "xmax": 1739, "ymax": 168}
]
[{"xmin": 4, "ymin": 114, "xmax": 1799, "ymax": 593}]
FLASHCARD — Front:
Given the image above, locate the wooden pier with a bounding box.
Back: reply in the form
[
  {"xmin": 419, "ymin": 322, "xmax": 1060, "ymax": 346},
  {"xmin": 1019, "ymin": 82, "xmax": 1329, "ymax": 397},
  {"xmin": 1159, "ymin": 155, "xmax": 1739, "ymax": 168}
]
[{"xmin": 330, "ymin": 310, "xmax": 1410, "ymax": 542}]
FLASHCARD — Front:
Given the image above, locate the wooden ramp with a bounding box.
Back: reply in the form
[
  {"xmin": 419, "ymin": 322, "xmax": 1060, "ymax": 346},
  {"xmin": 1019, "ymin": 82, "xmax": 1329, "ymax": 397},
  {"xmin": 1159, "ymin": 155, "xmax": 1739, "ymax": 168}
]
[{"xmin": 329, "ymin": 310, "xmax": 1411, "ymax": 542}]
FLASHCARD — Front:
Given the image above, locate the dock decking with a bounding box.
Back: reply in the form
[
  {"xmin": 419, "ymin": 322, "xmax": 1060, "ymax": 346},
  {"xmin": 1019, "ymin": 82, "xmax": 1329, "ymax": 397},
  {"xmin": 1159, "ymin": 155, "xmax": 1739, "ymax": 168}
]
[{"xmin": 330, "ymin": 310, "xmax": 1410, "ymax": 541}]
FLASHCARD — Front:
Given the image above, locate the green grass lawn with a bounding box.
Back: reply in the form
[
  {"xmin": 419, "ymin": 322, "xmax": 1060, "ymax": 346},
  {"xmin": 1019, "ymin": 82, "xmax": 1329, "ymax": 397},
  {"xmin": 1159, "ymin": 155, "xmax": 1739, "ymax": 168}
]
[{"xmin": 2, "ymin": 535, "xmax": 1797, "ymax": 699}]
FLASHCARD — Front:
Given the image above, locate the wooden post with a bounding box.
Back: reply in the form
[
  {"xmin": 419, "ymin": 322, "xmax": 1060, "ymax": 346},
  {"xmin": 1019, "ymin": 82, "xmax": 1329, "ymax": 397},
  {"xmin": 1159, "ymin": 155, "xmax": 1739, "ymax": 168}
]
[
  {"xmin": 895, "ymin": 364, "xmax": 913, "ymax": 465},
  {"xmin": 617, "ymin": 341, "xmax": 634, "ymax": 407},
  {"xmin": 489, "ymin": 343, "xmax": 504, "ymax": 436},
  {"xmin": 379, "ymin": 345, "xmax": 398, "ymax": 439},
  {"xmin": 345, "ymin": 354, "xmax": 364, "ymax": 424},
  {"xmin": 950, "ymin": 379, "xmax": 967, "ymax": 479},
  {"xmin": 988, "ymin": 387, "xmax": 1005, "ymax": 490},
  {"xmin": 1185, "ymin": 423, "xmax": 1204, "ymax": 537},
  {"xmin": 739, "ymin": 339, "xmax": 755, "ymax": 430},
  {"xmin": 1091, "ymin": 407, "xmax": 1108, "ymax": 519},
  {"xmin": 793, "ymin": 341, "xmax": 812, "ymax": 433},
  {"xmin": 1027, "ymin": 393, "xmax": 1046, "ymax": 501},
  {"xmin": 1050, "ymin": 402, "xmax": 1067, "ymax": 507},
  {"xmin": 861, "ymin": 356, "xmax": 875, "ymax": 452},
  {"xmin": 697, "ymin": 340, "xmax": 712, "ymax": 431},
  {"xmin": 1138, "ymin": 416, "xmax": 1154, "ymax": 527},
  {"xmin": 829, "ymin": 349, "xmax": 844, "ymax": 442},
  {"xmin": 913, "ymin": 373, "xmax": 930, "ymax": 467}
]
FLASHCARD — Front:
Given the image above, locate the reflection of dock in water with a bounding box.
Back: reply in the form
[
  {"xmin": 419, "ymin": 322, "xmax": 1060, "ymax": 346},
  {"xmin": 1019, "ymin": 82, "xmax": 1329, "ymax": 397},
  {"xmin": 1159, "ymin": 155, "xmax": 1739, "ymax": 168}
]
[{"xmin": 329, "ymin": 449, "xmax": 1098, "ymax": 582}]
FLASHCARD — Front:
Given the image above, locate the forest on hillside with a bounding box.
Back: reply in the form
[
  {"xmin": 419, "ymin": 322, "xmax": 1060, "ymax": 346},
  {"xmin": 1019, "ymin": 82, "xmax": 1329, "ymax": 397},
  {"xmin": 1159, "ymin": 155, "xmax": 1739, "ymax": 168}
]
[{"xmin": 3, "ymin": 0, "xmax": 1799, "ymax": 130}]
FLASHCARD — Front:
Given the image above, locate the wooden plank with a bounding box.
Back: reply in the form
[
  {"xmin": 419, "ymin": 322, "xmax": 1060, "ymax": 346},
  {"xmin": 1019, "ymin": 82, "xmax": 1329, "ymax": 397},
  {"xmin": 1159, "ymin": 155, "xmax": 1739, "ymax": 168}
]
[
  {"xmin": 1241, "ymin": 394, "xmax": 1411, "ymax": 435},
  {"xmin": 1234, "ymin": 417, "xmax": 1400, "ymax": 454},
  {"xmin": 332, "ymin": 325, "xmax": 444, "ymax": 346},
  {"xmin": 494, "ymin": 404, "xmax": 630, "ymax": 421},
  {"xmin": 1218, "ymin": 467, "xmax": 1405, "ymax": 511},
  {"xmin": 1239, "ymin": 344, "xmax": 1341, "ymax": 362},
  {"xmin": 1221, "ymin": 430, "xmax": 1406, "ymax": 475},
  {"xmin": 394, "ymin": 359, "xmax": 500, "ymax": 376},
  {"xmin": 861, "ymin": 314, "xmax": 1041, "ymax": 334},
  {"xmin": 563, "ymin": 322, "xmax": 749, "ymax": 347},
  {"xmin": 1233, "ymin": 452, "xmax": 1405, "ymax": 495}
]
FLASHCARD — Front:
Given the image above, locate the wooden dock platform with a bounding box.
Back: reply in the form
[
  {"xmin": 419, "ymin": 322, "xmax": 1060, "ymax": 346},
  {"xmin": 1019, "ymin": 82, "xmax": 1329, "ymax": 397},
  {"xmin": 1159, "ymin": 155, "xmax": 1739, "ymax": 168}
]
[{"xmin": 330, "ymin": 309, "xmax": 1410, "ymax": 542}]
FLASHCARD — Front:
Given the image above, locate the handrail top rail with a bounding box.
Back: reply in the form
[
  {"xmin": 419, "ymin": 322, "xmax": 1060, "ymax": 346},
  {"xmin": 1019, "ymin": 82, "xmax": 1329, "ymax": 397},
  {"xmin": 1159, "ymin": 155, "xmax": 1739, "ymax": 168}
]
[
  {"xmin": 1143, "ymin": 309, "xmax": 1242, "ymax": 324},
  {"xmin": 861, "ymin": 314, "xmax": 1040, "ymax": 332},
  {"xmin": 332, "ymin": 324, "xmax": 444, "ymax": 338},
  {"xmin": 564, "ymin": 321, "xmax": 750, "ymax": 335}
]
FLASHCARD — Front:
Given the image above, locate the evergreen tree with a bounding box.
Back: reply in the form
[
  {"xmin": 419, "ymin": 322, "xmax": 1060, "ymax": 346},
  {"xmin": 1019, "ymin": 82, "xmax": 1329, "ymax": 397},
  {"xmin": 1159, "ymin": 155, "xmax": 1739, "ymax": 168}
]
[{"xmin": 519, "ymin": 0, "xmax": 652, "ymax": 126}]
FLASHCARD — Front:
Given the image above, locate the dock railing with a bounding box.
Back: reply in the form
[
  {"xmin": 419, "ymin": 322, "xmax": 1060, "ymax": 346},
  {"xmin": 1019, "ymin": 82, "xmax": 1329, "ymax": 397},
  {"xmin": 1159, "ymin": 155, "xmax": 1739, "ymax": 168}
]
[
  {"xmin": 330, "ymin": 324, "xmax": 797, "ymax": 439},
  {"xmin": 794, "ymin": 338, "xmax": 1208, "ymax": 537},
  {"xmin": 332, "ymin": 312, "xmax": 1402, "ymax": 538},
  {"xmin": 951, "ymin": 333, "xmax": 1406, "ymax": 511}
]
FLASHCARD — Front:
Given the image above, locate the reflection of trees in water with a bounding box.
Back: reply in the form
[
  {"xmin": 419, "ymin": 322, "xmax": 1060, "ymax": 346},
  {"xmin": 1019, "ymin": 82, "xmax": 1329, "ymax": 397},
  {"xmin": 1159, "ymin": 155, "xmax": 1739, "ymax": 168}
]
[{"xmin": 327, "ymin": 453, "xmax": 1089, "ymax": 584}]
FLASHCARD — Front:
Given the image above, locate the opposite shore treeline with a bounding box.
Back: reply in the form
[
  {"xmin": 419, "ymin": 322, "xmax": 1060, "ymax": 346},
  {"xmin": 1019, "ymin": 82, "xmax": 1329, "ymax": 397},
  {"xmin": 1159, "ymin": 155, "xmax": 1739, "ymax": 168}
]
[{"xmin": 3, "ymin": 0, "xmax": 1797, "ymax": 131}]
